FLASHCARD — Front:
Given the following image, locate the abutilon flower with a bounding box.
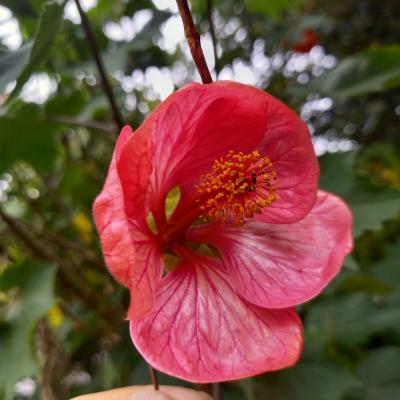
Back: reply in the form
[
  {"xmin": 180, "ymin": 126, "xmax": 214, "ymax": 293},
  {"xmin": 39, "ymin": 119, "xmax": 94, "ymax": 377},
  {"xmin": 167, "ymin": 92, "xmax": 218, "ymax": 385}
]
[{"xmin": 93, "ymin": 81, "xmax": 352, "ymax": 383}]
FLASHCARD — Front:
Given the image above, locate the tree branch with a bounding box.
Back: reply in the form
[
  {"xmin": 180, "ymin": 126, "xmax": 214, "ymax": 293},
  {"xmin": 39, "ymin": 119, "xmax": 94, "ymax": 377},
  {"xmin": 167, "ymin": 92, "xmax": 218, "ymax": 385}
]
[
  {"xmin": 206, "ymin": 0, "xmax": 220, "ymax": 76},
  {"xmin": 176, "ymin": 0, "xmax": 213, "ymax": 84},
  {"xmin": 47, "ymin": 115, "xmax": 116, "ymax": 135},
  {"xmin": 73, "ymin": 0, "xmax": 124, "ymax": 130}
]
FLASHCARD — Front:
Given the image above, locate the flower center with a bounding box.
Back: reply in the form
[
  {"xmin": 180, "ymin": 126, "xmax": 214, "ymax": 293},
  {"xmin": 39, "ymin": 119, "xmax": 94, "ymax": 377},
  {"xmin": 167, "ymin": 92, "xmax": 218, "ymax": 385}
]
[{"xmin": 196, "ymin": 150, "xmax": 277, "ymax": 225}]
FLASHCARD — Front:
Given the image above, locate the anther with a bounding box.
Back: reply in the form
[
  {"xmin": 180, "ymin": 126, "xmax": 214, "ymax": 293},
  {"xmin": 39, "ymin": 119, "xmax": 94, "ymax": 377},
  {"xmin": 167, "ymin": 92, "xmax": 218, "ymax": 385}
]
[{"xmin": 196, "ymin": 150, "xmax": 277, "ymax": 225}]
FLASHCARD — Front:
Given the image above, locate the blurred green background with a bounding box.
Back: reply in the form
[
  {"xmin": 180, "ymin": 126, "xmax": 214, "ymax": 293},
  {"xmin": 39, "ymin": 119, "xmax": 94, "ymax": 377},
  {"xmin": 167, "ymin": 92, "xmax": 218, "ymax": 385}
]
[{"xmin": 1, "ymin": 0, "xmax": 400, "ymax": 399}]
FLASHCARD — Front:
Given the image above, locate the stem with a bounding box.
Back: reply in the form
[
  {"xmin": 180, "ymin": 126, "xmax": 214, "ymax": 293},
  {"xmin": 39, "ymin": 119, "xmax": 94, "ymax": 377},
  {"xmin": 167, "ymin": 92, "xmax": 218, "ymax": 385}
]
[
  {"xmin": 149, "ymin": 365, "xmax": 160, "ymax": 391},
  {"xmin": 47, "ymin": 114, "xmax": 116, "ymax": 135},
  {"xmin": 213, "ymin": 382, "xmax": 221, "ymax": 400},
  {"xmin": 73, "ymin": 0, "xmax": 124, "ymax": 130},
  {"xmin": 176, "ymin": 0, "xmax": 213, "ymax": 84},
  {"xmin": 206, "ymin": 0, "xmax": 220, "ymax": 76}
]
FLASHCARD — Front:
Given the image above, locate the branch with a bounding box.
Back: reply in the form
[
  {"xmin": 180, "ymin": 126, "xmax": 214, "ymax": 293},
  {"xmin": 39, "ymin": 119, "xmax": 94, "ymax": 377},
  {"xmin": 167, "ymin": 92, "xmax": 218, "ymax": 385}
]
[
  {"xmin": 206, "ymin": 0, "xmax": 220, "ymax": 76},
  {"xmin": 176, "ymin": 0, "xmax": 213, "ymax": 84},
  {"xmin": 47, "ymin": 114, "xmax": 116, "ymax": 135},
  {"xmin": 73, "ymin": 0, "xmax": 124, "ymax": 130}
]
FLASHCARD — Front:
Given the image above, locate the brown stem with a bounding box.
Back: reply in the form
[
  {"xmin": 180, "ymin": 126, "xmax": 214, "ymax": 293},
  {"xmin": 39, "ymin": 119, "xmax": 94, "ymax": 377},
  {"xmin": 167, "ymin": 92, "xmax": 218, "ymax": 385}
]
[
  {"xmin": 148, "ymin": 365, "xmax": 160, "ymax": 391},
  {"xmin": 176, "ymin": 0, "xmax": 213, "ymax": 84},
  {"xmin": 73, "ymin": 0, "xmax": 124, "ymax": 130},
  {"xmin": 206, "ymin": 0, "xmax": 220, "ymax": 76},
  {"xmin": 213, "ymin": 382, "xmax": 221, "ymax": 400}
]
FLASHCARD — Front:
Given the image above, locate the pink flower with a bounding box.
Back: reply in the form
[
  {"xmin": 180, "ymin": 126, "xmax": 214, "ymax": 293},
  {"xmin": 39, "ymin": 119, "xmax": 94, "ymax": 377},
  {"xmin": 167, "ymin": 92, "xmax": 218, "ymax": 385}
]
[{"xmin": 93, "ymin": 81, "xmax": 352, "ymax": 383}]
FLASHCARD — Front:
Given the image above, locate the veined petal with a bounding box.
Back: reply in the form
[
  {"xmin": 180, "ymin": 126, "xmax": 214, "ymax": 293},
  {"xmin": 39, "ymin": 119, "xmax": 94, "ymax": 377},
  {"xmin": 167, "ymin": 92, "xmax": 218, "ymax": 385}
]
[
  {"xmin": 255, "ymin": 93, "xmax": 319, "ymax": 223},
  {"xmin": 188, "ymin": 191, "xmax": 352, "ymax": 309},
  {"xmin": 93, "ymin": 126, "xmax": 136, "ymax": 286},
  {"xmin": 94, "ymin": 127, "xmax": 162, "ymax": 316},
  {"xmin": 117, "ymin": 123, "xmax": 154, "ymax": 220},
  {"xmin": 147, "ymin": 82, "xmax": 270, "ymax": 214},
  {"xmin": 170, "ymin": 82, "xmax": 318, "ymax": 224},
  {"xmin": 130, "ymin": 249, "xmax": 302, "ymax": 383},
  {"xmin": 126, "ymin": 220, "xmax": 164, "ymax": 318}
]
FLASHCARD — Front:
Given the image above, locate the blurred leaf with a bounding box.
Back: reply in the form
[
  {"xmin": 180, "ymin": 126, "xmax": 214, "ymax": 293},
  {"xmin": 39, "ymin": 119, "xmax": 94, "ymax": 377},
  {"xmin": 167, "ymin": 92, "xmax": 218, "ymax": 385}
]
[
  {"xmin": 290, "ymin": 46, "xmax": 400, "ymax": 99},
  {"xmin": 336, "ymin": 273, "xmax": 394, "ymax": 294},
  {"xmin": 367, "ymin": 239, "xmax": 400, "ymax": 289},
  {"xmin": 0, "ymin": 0, "xmax": 36, "ymax": 17},
  {"xmin": 319, "ymin": 151, "xmax": 400, "ymax": 236},
  {"xmin": 306, "ymin": 293, "xmax": 400, "ymax": 347},
  {"xmin": 355, "ymin": 347, "xmax": 400, "ymax": 400},
  {"xmin": 9, "ymin": 1, "xmax": 65, "ymax": 100},
  {"xmin": 0, "ymin": 105, "xmax": 58, "ymax": 173},
  {"xmin": 244, "ymin": 0, "xmax": 304, "ymax": 17},
  {"xmin": 253, "ymin": 358, "xmax": 358, "ymax": 400},
  {"xmin": 0, "ymin": 43, "xmax": 32, "ymax": 93},
  {"xmin": 0, "ymin": 260, "xmax": 56, "ymax": 400}
]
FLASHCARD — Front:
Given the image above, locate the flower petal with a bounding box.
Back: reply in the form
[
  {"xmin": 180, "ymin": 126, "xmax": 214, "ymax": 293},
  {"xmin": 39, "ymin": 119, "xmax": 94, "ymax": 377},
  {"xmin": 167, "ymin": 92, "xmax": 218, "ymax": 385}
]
[
  {"xmin": 93, "ymin": 126, "xmax": 136, "ymax": 286},
  {"xmin": 93, "ymin": 127, "xmax": 162, "ymax": 317},
  {"xmin": 126, "ymin": 220, "xmax": 164, "ymax": 318},
  {"xmin": 130, "ymin": 249, "xmax": 302, "ymax": 383},
  {"xmin": 188, "ymin": 191, "xmax": 352, "ymax": 309},
  {"xmin": 117, "ymin": 123, "xmax": 154, "ymax": 220},
  {"xmin": 255, "ymin": 95, "xmax": 319, "ymax": 223},
  {"xmin": 150, "ymin": 83, "xmax": 272, "ymax": 211},
  {"xmin": 170, "ymin": 81, "xmax": 318, "ymax": 224}
]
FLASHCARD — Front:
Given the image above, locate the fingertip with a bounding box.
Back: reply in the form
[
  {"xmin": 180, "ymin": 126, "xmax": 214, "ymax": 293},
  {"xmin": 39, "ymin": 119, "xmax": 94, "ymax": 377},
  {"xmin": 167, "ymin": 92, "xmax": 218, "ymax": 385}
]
[{"xmin": 128, "ymin": 391, "xmax": 173, "ymax": 400}]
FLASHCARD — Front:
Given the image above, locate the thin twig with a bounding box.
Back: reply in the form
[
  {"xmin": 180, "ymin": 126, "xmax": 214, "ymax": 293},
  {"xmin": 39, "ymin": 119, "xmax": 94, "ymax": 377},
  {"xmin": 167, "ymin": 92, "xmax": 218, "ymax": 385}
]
[
  {"xmin": 213, "ymin": 382, "xmax": 221, "ymax": 400},
  {"xmin": 206, "ymin": 0, "xmax": 220, "ymax": 76},
  {"xmin": 149, "ymin": 366, "xmax": 160, "ymax": 391},
  {"xmin": 176, "ymin": 0, "xmax": 213, "ymax": 84},
  {"xmin": 73, "ymin": 0, "xmax": 124, "ymax": 130},
  {"xmin": 47, "ymin": 114, "xmax": 116, "ymax": 135}
]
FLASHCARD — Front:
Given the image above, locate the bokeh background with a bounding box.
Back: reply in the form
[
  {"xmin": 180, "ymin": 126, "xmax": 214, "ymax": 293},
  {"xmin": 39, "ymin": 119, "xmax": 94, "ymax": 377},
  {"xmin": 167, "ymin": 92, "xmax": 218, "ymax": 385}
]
[{"xmin": 1, "ymin": 0, "xmax": 400, "ymax": 399}]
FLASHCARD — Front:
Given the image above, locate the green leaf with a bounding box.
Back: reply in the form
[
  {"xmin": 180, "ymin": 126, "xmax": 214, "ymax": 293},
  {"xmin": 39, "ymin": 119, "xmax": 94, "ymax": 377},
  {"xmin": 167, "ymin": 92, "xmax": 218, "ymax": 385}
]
[
  {"xmin": 290, "ymin": 46, "xmax": 400, "ymax": 99},
  {"xmin": 355, "ymin": 347, "xmax": 400, "ymax": 400},
  {"xmin": 9, "ymin": 1, "xmax": 65, "ymax": 100},
  {"xmin": 0, "ymin": 260, "xmax": 56, "ymax": 400},
  {"xmin": 244, "ymin": 0, "xmax": 304, "ymax": 17},
  {"xmin": 0, "ymin": 104, "xmax": 58, "ymax": 173},
  {"xmin": 367, "ymin": 239, "xmax": 400, "ymax": 290},
  {"xmin": 0, "ymin": 44, "xmax": 33, "ymax": 93},
  {"xmin": 319, "ymin": 151, "xmax": 400, "ymax": 236},
  {"xmin": 306, "ymin": 293, "xmax": 400, "ymax": 347},
  {"xmin": 253, "ymin": 358, "xmax": 358, "ymax": 400}
]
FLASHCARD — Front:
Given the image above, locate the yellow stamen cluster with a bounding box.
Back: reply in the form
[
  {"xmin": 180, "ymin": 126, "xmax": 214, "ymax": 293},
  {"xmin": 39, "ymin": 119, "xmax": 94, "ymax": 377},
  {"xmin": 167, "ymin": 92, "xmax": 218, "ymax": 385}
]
[{"xmin": 196, "ymin": 150, "xmax": 277, "ymax": 225}]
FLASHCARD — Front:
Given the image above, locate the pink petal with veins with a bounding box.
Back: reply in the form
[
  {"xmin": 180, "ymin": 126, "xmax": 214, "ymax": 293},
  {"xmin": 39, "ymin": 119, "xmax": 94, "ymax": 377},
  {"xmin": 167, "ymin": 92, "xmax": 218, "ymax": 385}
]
[
  {"xmin": 93, "ymin": 126, "xmax": 163, "ymax": 317},
  {"xmin": 169, "ymin": 81, "xmax": 318, "ymax": 223},
  {"xmin": 130, "ymin": 249, "xmax": 302, "ymax": 383},
  {"xmin": 188, "ymin": 191, "xmax": 352, "ymax": 309},
  {"xmin": 93, "ymin": 126, "xmax": 136, "ymax": 286}
]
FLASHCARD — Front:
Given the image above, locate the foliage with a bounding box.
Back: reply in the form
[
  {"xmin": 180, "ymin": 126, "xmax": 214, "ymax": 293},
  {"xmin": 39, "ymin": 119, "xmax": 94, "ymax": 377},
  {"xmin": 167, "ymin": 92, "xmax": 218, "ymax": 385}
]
[{"xmin": 0, "ymin": 0, "xmax": 399, "ymax": 399}]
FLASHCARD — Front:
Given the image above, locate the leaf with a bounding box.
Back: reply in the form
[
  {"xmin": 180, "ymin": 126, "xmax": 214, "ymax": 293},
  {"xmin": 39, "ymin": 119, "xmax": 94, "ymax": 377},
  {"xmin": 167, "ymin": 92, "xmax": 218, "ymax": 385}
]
[
  {"xmin": 253, "ymin": 358, "xmax": 358, "ymax": 400},
  {"xmin": 290, "ymin": 46, "xmax": 400, "ymax": 99},
  {"xmin": 319, "ymin": 151, "xmax": 400, "ymax": 236},
  {"xmin": 306, "ymin": 293, "xmax": 400, "ymax": 347},
  {"xmin": 355, "ymin": 347, "xmax": 400, "ymax": 400},
  {"xmin": 244, "ymin": 0, "xmax": 304, "ymax": 17},
  {"xmin": 9, "ymin": 1, "xmax": 65, "ymax": 100},
  {"xmin": 0, "ymin": 105, "xmax": 59, "ymax": 173},
  {"xmin": 0, "ymin": 44, "xmax": 33, "ymax": 93},
  {"xmin": 367, "ymin": 239, "xmax": 400, "ymax": 290},
  {"xmin": 0, "ymin": 260, "xmax": 56, "ymax": 400}
]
